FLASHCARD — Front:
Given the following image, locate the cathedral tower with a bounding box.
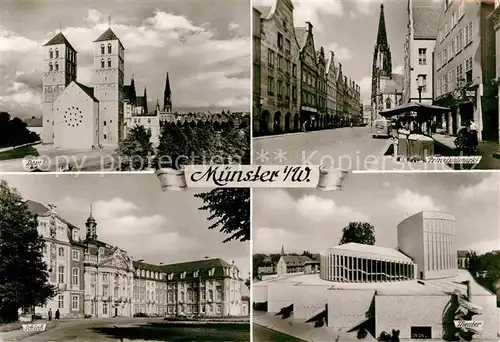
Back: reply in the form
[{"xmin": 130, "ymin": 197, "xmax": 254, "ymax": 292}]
[
  {"xmin": 163, "ymin": 72, "xmax": 172, "ymax": 113},
  {"xmin": 85, "ymin": 205, "xmax": 97, "ymax": 240},
  {"xmin": 42, "ymin": 32, "xmax": 77, "ymax": 143},
  {"xmin": 93, "ymin": 27, "xmax": 124, "ymax": 145},
  {"xmin": 371, "ymin": 4, "xmax": 393, "ymax": 115}
]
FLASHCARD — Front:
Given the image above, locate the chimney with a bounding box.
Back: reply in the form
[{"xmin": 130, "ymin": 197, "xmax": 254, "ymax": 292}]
[{"xmin": 306, "ymin": 21, "xmax": 313, "ymax": 32}]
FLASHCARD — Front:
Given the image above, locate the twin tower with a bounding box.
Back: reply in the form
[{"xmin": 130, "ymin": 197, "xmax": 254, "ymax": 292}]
[{"xmin": 42, "ymin": 28, "xmax": 127, "ymax": 149}]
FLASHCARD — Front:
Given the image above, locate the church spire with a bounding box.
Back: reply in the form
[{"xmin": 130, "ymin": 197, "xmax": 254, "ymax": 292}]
[
  {"xmin": 163, "ymin": 72, "xmax": 172, "ymax": 112},
  {"xmin": 143, "ymin": 87, "xmax": 148, "ymax": 114},
  {"xmin": 281, "ymin": 244, "xmax": 285, "ymax": 256},
  {"xmin": 376, "ymin": 4, "xmax": 389, "ymax": 49}
]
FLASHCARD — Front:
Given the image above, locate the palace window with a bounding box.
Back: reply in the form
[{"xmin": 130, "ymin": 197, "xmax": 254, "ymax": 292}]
[
  {"xmin": 71, "ymin": 267, "xmax": 80, "ymax": 286},
  {"xmin": 208, "ymin": 268, "xmax": 215, "ymax": 276},
  {"xmin": 208, "ymin": 289, "xmax": 213, "ymax": 301},
  {"xmin": 58, "ymin": 266, "xmax": 64, "ymax": 283},
  {"xmin": 49, "ymin": 63, "xmax": 53, "ymax": 71},
  {"xmin": 168, "ymin": 273, "xmax": 174, "ymax": 280},
  {"xmin": 103, "ymin": 273, "xmax": 109, "ymax": 282},
  {"xmin": 465, "ymin": 22, "xmax": 472, "ymax": 46},
  {"xmin": 55, "ymin": 48, "xmax": 59, "ymax": 58},
  {"xmin": 418, "ymin": 48, "xmax": 427, "ymax": 65},
  {"xmin": 49, "ymin": 49, "xmax": 53, "ymax": 59},
  {"xmin": 101, "ymin": 59, "xmax": 105, "ymax": 68},
  {"xmin": 385, "ymin": 98, "xmax": 392, "ymax": 109},
  {"xmin": 58, "ymin": 295, "xmax": 64, "ymax": 309},
  {"xmin": 103, "ymin": 303, "xmax": 108, "ymax": 315},
  {"xmin": 71, "ymin": 295, "xmax": 79, "ymax": 311},
  {"xmin": 72, "ymin": 250, "xmax": 79, "ymax": 261},
  {"xmin": 216, "ymin": 304, "xmax": 222, "ymax": 314},
  {"xmin": 102, "ymin": 285, "xmax": 109, "ymax": 297},
  {"xmin": 108, "ymin": 43, "xmax": 112, "ymax": 54},
  {"xmin": 107, "ymin": 58, "xmax": 111, "ymax": 68},
  {"xmin": 54, "ymin": 62, "xmax": 59, "ymax": 71},
  {"xmin": 58, "ymin": 247, "xmax": 64, "ymax": 257},
  {"xmin": 101, "ymin": 44, "xmax": 105, "ymax": 54},
  {"xmin": 72, "ymin": 230, "xmax": 78, "ymax": 241}
]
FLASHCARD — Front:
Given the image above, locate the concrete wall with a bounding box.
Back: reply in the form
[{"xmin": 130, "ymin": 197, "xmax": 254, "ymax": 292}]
[
  {"xmin": 253, "ymin": 282, "xmax": 268, "ymax": 303},
  {"xmin": 267, "ymin": 281, "xmax": 297, "ymax": 313},
  {"xmin": 293, "ymin": 285, "xmax": 331, "ymax": 320},
  {"xmin": 375, "ymin": 293, "xmax": 498, "ymax": 341},
  {"xmin": 376, "ymin": 295, "xmax": 450, "ymax": 339},
  {"xmin": 397, "ymin": 212, "xmax": 424, "ymax": 278},
  {"xmin": 327, "ymin": 289, "xmax": 375, "ymax": 330}
]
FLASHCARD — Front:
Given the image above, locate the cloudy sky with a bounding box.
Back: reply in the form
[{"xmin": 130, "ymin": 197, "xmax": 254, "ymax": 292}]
[
  {"xmin": 0, "ymin": 0, "xmax": 250, "ymax": 119},
  {"xmin": 1, "ymin": 174, "xmax": 250, "ymax": 277},
  {"xmin": 254, "ymin": 172, "xmax": 500, "ymax": 255},
  {"xmin": 254, "ymin": 0, "xmax": 441, "ymax": 105}
]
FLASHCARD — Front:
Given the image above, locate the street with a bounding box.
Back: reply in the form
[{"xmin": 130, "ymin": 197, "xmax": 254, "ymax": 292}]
[
  {"xmin": 253, "ymin": 127, "xmax": 451, "ymax": 171},
  {"xmin": 0, "ymin": 318, "xmax": 250, "ymax": 341}
]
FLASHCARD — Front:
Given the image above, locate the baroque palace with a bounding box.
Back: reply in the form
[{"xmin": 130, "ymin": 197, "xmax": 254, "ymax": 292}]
[
  {"xmin": 252, "ymin": 0, "xmax": 363, "ymax": 136},
  {"xmin": 41, "ymin": 27, "xmax": 248, "ymax": 149},
  {"xmin": 25, "ymin": 200, "xmax": 248, "ymax": 318}
]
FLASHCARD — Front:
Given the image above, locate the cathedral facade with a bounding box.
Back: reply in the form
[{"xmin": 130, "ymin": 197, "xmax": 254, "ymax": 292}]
[
  {"xmin": 41, "ymin": 28, "xmax": 173, "ymax": 149},
  {"xmin": 371, "ymin": 4, "xmax": 404, "ymax": 121}
]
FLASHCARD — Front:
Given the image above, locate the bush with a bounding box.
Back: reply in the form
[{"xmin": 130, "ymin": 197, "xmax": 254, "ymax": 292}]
[
  {"xmin": 84, "ymin": 314, "xmax": 92, "ymax": 319},
  {"xmin": 133, "ymin": 312, "xmax": 148, "ymax": 318}
]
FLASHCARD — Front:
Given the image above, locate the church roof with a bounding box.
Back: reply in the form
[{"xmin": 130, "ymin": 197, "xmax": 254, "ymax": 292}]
[
  {"xmin": 412, "ymin": 1, "xmax": 440, "ymax": 39},
  {"xmin": 281, "ymin": 255, "xmax": 315, "ymax": 267},
  {"xmin": 43, "ymin": 32, "xmax": 76, "ymax": 51},
  {"xmin": 74, "ymin": 82, "xmax": 98, "ymax": 102},
  {"xmin": 294, "ymin": 27, "xmax": 307, "ymax": 49},
  {"xmin": 94, "ymin": 28, "xmax": 120, "ymax": 43}
]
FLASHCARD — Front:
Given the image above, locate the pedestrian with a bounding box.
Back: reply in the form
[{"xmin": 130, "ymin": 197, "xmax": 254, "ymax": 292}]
[
  {"xmin": 48, "ymin": 308, "xmax": 52, "ymax": 321},
  {"xmin": 442, "ymin": 120, "xmax": 447, "ymax": 134},
  {"xmin": 470, "ymin": 119, "xmax": 478, "ymax": 151},
  {"xmin": 55, "ymin": 309, "xmax": 60, "ymax": 320}
]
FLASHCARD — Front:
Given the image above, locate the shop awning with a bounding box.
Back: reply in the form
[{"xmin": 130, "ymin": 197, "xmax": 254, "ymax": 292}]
[{"xmin": 379, "ymin": 102, "xmax": 450, "ymax": 118}]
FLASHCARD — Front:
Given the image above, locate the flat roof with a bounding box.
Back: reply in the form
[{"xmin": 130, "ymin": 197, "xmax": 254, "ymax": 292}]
[
  {"xmin": 256, "ymin": 270, "xmax": 493, "ymax": 297},
  {"xmin": 330, "ymin": 243, "xmax": 412, "ymax": 262}
]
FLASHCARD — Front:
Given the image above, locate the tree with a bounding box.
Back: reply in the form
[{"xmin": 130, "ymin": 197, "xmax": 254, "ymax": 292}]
[
  {"xmin": 0, "ymin": 181, "xmax": 56, "ymax": 322},
  {"xmin": 194, "ymin": 188, "xmax": 250, "ymax": 243},
  {"xmin": 302, "ymin": 251, "xmax": 313, "ymax": 259},
  {"xmin": 339, "ymin": 222, "xmax": 375, "ymax": 246},
  {"xmin": 153, "ymin": 123, "xmax": 190, "ymax": 170},
  {"xmin": 114, "ymin": 125, "xmax": 153, "ymax": 171}
]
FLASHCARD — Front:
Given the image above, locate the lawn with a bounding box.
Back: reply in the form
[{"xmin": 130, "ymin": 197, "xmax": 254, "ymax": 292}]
[{"xmin": 0, "ymin": 146, "xmax": 39, "ymax": 161}]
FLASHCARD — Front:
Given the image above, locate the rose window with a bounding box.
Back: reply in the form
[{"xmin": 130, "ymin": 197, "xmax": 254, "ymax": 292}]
[{"xmin": 64, "ymin": 106, "xmax": 83, "ymax": 127}]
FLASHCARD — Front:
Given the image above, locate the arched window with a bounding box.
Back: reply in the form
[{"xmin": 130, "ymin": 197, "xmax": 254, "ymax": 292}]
[
  {"xmin": 54, "ymin": 62, "xmax": 59, "ymax": 71},
  {"xmin": 49, "ymin": 49, "xmax": 53, "ymax": 59},
  {"xmin": 55, "ymin": 48, "xmax": 59, "ymax": 58},
  {"xmin": 107, "ymin": 43, "xmax": 112, "ymax": 54},
  {"xmin": 101, "ymin": 44, "xmax": 105, "ymax": 54},
  {"xmin": 101, "ymin": 59, "xmax": 105, "ymax": 68},
  {"xmin": 107, "ymin": 58, "xmax": 111, "ymax": 68},
  {"xmin": 385, "ymin": 98, "xmax": 392, "ymax": 109},
  {"xmin": 58, "ymin": 247, "xmax": 64, "ymax": 256},
  {"xmin": 49, "ymin": 62, "xmax": 53, "ymax": 71}
]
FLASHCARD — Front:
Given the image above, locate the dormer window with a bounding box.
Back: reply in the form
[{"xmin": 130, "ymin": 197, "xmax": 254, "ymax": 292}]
[
  {"xmin": 101, "ymin": 59, "xmax": 105, "ymax": 68},
  {"xmin": 180, "ymin": 271, "xmax": 186, "ymax": 279},
  {"xmin": 136, "ymin": 269, "xmax": 140, "ymax": 276},
  {"xmin": 146, "ymin": 270, "xmax": 150, "ymax": 278},
  {"xmin": 54, "ymin": 62, "xmax": 59, "ymax": 71},
  {"xmin": 49, "ymin": 63, "xmax": 53, "ymax": 72},
  {"xmin": 72, "ymin": 229, "xmax": 78, "ymax": 241},
  {"xmin": 208, "ymin": 268, "xmax": 215, "ymax": 277},
  {"xmin": 193, "ymin": 270, "xmax": 199, "ymax": 278},
  {"xmin": 107, "ymin": 58, "xmax": 111, "ymax": 68},
  {"xmin": 101, "ymin": 44, "xmax": 105, "ymax": 54},
  {"xmin": 55, "ymin": 48, "xmax": 59, "ymax": 58},
  {"xmin": 49, "ymin": 49, "xmax": 53, "ymax": 59},
  {"xmin": 99, "ymin": 247, "xmax": 104, "ymax": 255},
  {"xmin": 141, "ymin": 270, "xmax": 145, "ymax": 277},
  {"xmin": 108, "ymin": 43, "xmax": 112, "ymax": 54},
  {"xmin": 168, "ymin": 273, "xmax": 174, "ymax": 281}
]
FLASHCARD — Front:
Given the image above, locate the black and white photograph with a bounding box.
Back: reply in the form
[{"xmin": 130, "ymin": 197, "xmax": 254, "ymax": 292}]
[
  {"xmin": 0, "ymin": 0, "xmax": 250, "ymax": 172},
  {"xmin": 0, "ymin": 174, "xmax": 250, "ymax": 341},
  {"xmin": 252, "ymin": 0, "xmax": 500, "ymax": 170},
  {"xmin": 252, "ymin": 172, "xmax": 500, "ymax": 341}
]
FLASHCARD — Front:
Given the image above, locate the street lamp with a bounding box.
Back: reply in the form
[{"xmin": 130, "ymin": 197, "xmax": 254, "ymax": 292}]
[
  {"xmin": 417, "ymin": 75, "xmax": 425, "ymax": 103},
  {"xmin": 137, "ymin": 259, "xmax": 144, "ymax": 314}
]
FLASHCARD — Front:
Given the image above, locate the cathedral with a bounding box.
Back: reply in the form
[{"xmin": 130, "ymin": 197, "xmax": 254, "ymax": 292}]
[
  {"xmin": 41, "ymin": 27, "xmax": 172, "ymax": 149},
  {"xmin": 371, "ymin": 4, "xmax": 404, "ymax": 121}
]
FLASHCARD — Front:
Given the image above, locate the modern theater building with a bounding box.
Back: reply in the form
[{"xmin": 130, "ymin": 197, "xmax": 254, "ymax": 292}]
[{"xmin": 254, "ymin": 211, "xmax": 498, "ymax": 341}]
